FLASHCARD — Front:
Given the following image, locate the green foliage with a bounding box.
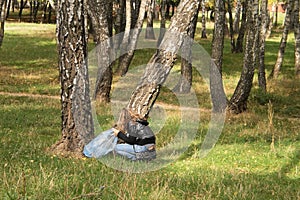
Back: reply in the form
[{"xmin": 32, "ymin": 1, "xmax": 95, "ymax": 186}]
[{"xmin": 0, "ymin": 21, "xmax": 299, "ymax": 199}]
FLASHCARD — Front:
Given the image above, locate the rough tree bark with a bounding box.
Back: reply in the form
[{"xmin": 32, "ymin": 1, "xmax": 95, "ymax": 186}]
[
  {"xmin": 227, "ymin": 0, "xmax": 235, "ymax": 53},
  {"xmin": 116, "ymin": 0, "xmax": 148, "ymax": 76},
  {"xmin": 258, "ymin": 0, "xmax": 268, "ymax": 92},
  {"xmin": 235, "ymin": 0, "xmax": 247, "ymax": 53},
  {"xmin": 233, "ymin": 0, "xmax": 241, "ymax": 34},
  {"xmin": 210, "ymin": 0, "xmax": 227, "ymax": 113},
  {"xmin": 145, "ymin": 0, "xmax": 156, "ymax": 39},
  {"xmin": 228, "ymin": 0, "xmax": 259, "ymax": 114},
  {"xmin": 114, "ymin": 0, "xmax": 126, "ymax": 48},
  {"xmin": 201, "ymin": 0, "xmax": 207, "ymax": 38},
  {"xmin": 0, "ymin": 0, "xmax": 7, "ymax": 47},
  {"xmin": 173, "ymin": 1, "xmax": 200, "ymax": 94},
  {"xmin": 119, "ymin": 0, "xmax": 200, "ymax": 120},
  {"xmin": 88, "ymin": 0, "xmax": 113, "ymax": 103},
  {"xmin": 271, "ymin": 0, "xmax": 294, "ymax": 79},
  {"xmin": 157, "ymin": 0, "xmax": 166, "ymax": 46},
  {"xmin": 51, "ymin": 0, "xmax": 94, "ymax": 157},
  {"xmin": 294, "ymin": 0, "xmax": 300, "ymax": 77}
]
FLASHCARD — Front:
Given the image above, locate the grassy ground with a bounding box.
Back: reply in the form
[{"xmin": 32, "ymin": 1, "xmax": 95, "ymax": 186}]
[{"xmin": 0, "ymin": 17, "xmax": 299, "ymax": 199}]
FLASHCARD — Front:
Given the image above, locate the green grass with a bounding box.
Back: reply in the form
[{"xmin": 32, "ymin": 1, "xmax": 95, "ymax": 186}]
[{"xmin": 0, "ymin": 17, "xmax": 299, "ymax": 199}]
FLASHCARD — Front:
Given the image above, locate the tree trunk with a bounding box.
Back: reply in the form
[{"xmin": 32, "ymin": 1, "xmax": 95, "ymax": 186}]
[
  {"xmin": 227, "ymin": 0, "xmax": 235, "ymax": 53},
  {"xmin": 293, "ymin": 0, "xmax": 300, "ymax": 78},
  {"xmin": 116, "ymin": 0, "xmax": 132, "ymax": 75},
  {"xmin": 18, "ymin": 0, "xmax": 27, "ymax": 22},
  {"xmin": 51, "ymin": 0, "xmax": 94, "ymax": 157},
  {"xmin": 271, "ymin": 0, "xmax": 294, "ymax": 79},
  {"xmin": 5, "ymin": 0, "xmax": 10, "ymax": 19},
  {"xmin": 233, "ymin": 0, "xmax": 241, "ymax": 34},
  {"xmin": 33, "ymin": 0, "xmax": 39, "ymax": 23},
  {"xmin": 228, "ymin": 0, "xmax": 259, "ymax": 114},
  {"xmin": 274, "ymin": 1, "xmax": 278, "ymax": 27},
  {"xmin": 116, "ymin": 0, "xmax": 148, "ymax": 76},
  {"xmin": 157, "ymin": 0, "xmax": 166, "ymax": 46},
  {"xmin": 258, "ymin": 0, "xmax": 268, "ymax": 92},
  {"xmin": 88, "ymin": 0, "xmax": 113, "ymax": 103},
  {"xmin": 145, "ymin": 0, "xmax": 155, "ymax": 39},
  {"xmin": 114, "ymin": 0, "xmax": 126, "ymax": 48},
  {"xmin": 201, "ymin": 0, "xmax": 207, "ymax": 38},
  {"xmin": 41, "ymin": 1, "xmax": 48, "ymax": 24},
  {"xmin": 47, "ymin": 3, "xmax": 52, "ymax": 23},
  {"xmin": 235, "ymin": 0, "xmax": 247, "ymax": 53},
  {"xmin": 29, "ymin": 0, "xmax": 33, "ymax": 21},
  {"xmin": 165, "ymin": 0, "xmax": 170, "ymax": 19},
  {"xmin": 210, "ymin": 0, "xmax": 227, "ymax": 113},
  {"xmin": 0, "ymin": 0, "xmax": 7, "ymax": 47},
  {"xmin": 122, "ymin": 0, "xmax": 200, "ymax": 119},
  {"xmin": 173, "ymin": 1, "xmax": 200, "ymax": 94},
  {"xmin": 107, "ymin": 0, "xmax": 113, "ymax": 37}
]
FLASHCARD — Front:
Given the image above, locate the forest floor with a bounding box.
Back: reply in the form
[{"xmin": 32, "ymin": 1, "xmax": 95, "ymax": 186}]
[{"xmin": 0, "ymin": 20, "xmax": 299, "ymax": 199}]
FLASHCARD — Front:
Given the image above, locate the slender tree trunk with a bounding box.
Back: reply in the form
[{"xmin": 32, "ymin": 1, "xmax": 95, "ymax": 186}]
[
  {"xmin": 52, "ymin": 0, "xmax": 94, "ymax": 156},
  {"xmin": 274, "ymin": 1, "xmax": 278, "ymax": 27},
  {"xmin": 18, "ymin": 0, "xmax": 27, "ymax": 22},
  {"xmin": 173, "ymin": 1, "xmax": 200, "ymax": 94},
  {"xmin": 117, "ymin": 0, "xmax": 148, "ymax": 76},
  {"xmin": 41, "ymin": 1, "xmax": 48, "ymax": 24},
  {"xmin": 33, "ymin": 0, "xmax": 39, "ymax": 22},
  {"xmin": 114, "ymin": 0, "xmax": 126, "ymax": 48},
  {"xmin": 0, "ymin": 0, "xmax": 7, "ymax": 47},
  {"xmin": 157, "ymin": 0, "xmax": 166, "ymax": 46},
  {"xmin": 271, "ymin": 0, "xmax": 294, "ymax": 79},
  {"xmin": 47, "ymin": 3, "xmax": 52, "ymax": 23},
  {"xmin": 6, "ymin": 0, "xmax": 10, "ymax": 19},
  {"xmin": 107, "ymin": 0, "xmax": 113, "ymax": 37},
  {"xmin": 12, "ymin": 0, "xmax": 14, "ymax": 13},
  {"xmin": 233, "ymin": 0, "xmax": 241, "ymax": 34},
  {"xmin": 122, "ymin": 0, "xmax": 200, "ymax": 119},
  {"xmin": 117, "ymin": 0, "xmax": 132, "ymax": 75},
  {"xmin": 88, "ymin": 0, "xmax": 113, "ymax": 103},
  {"xmin": 227, "ymin": 0, "xmax": 235, "ymax": 53},
  {"xmin": 294, "ymin": 0, "xmax": 300, "ymax": 77},
  {"xmin": 145, "ymin": 0, "xmax": 155, "ymax": 39},
  {"xmin": 210, "ymin": 0, "xmax": 227, "ymax": 112},
  {"xmin": 29, "ymin": 0, "xmax": 33, "ymax": 21},
  {"xmin": 258, "ymin": 0, "xmax": 268, "ymax": 92},
  {"xmin": 228, "ymin": 0, "xmax": 259, "ymax": 114},
  {"xmin": 266, "ymin": 5, "xmax": 273, "ymax": 38},
  {"xmin": 201, "ymin": 0, "xmax": 207, "ymax": 38},
  {"xmin": 235, "ymin": 0, "xmax": 247, "ymax": 53}
]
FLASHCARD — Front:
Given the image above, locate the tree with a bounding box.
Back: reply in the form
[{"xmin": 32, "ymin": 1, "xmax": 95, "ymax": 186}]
[
  {"xmin": 227, "ymin": 0, "xmax": 236, "ymax": 53},
  {"xmin": 258, "ymin": 0, "xmax": 269, "ymax": 92},
  {"xmin": 173, "ymin": 1, "xmax": 200, "ymax": 94},
  {"xmin": 201, "ymin": 0, "xmax": 207, "ymax": 38},
  {"xmin": 88, "ymin": 0, "xmax": 113, "ymax": 103},
  {"xmin": 0, "ymin": 0, "xmax": 7, "ymax": 47},
  {"xmin": 233, "ymin": 0, "xmax": 241, "ymax": 34},
  {"xmin": 114, "ymin": 0, "xmax": 126, "ymax": 48},
  {"xmin": 294, "ymin": 0, "xmax": 300, "ymax": 77},
  {"xmin": 116, "ymin": 0, "xmax": 148, "ymax": 76},
  {"xmin": 271, "ymin": 0, "xmax": 294, "ymax": 78},
  {"xmin": 235, "ymin": 0, "xmax": 247, "ymax": 53},
  {"xmin": 51, "ymin": 0, "xmax": 94, "ymax": 156},
  {"xmin": 157, "ymin": 0, "xmax": 167, "ymax": 45},
  {"xmin": 210, "ymin": 0, "xmax": 227, "ymax": 112},
  {"xmin": 145, "ymin": 0, "xmax": 156, "ymax": 39},
  {"xmin": 228, "ymin": 0, "xmax": 259, "ymax": 114},
  {"xmin": 118, "ymin": 0, "xmax": 200, "ymax": 121}
]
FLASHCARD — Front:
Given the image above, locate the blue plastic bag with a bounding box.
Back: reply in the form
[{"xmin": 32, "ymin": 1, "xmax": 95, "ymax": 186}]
[{"xmin": 83, "ymin": 129, "xmax": 118, "ymax": 158}]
